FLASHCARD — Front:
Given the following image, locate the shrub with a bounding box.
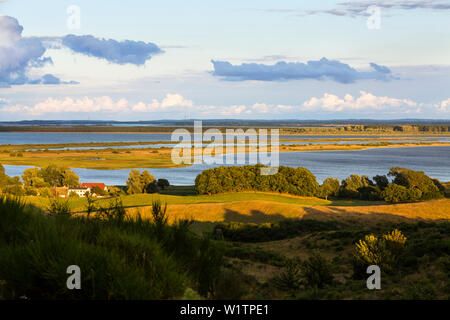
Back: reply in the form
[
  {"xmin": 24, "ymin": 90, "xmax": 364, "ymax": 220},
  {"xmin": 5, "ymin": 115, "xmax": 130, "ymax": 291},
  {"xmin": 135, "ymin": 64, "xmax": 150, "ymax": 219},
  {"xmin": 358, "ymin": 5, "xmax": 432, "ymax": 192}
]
[
  {"xmin": 301, "ymin": 251, "xmax": 334, "ymax": 289},
  {"xmin": 194, "ymin": 236, "xmax": 224, "ymax": 297},
  {"xmin": 353, "ymin": 229, "xmax": 407, "ymax": 278},
  {"xmin": 213, "ymin": 270, "xmax": 246, "ymax": 300},
  {"xmin": 47, "ymin": 198, "xmax": 72, "ymax": 216},
  {"xmin": 273, "ymin": 260, "xmax": 302, "ymax": 292}
]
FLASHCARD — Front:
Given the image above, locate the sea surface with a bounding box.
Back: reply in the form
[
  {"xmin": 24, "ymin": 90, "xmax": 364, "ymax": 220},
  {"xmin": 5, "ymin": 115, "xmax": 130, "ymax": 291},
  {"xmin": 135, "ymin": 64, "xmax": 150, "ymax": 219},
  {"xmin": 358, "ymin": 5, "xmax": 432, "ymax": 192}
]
[
  {"xmin": 1, "ymin": 132, "xmax": 448, "ymax": 146},
  {"xmin": 3, "ymin": 146, "xmax": 449, "ymax": 186}
]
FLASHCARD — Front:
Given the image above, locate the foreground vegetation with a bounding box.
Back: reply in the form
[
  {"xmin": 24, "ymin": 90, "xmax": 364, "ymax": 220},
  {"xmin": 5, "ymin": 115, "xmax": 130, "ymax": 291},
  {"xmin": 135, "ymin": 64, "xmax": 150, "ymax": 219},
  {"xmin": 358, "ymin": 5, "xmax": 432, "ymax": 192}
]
[
  {"xmin": 1, "ymin": 195, "xmax": 448, "ymax": 300},
  {"xmin": 0, "ymin": 196, "xmax": 224, "ymax": 299},
  {"xmin": 215, "ymin": 218, "xmax": 450, "ymax": 299}
]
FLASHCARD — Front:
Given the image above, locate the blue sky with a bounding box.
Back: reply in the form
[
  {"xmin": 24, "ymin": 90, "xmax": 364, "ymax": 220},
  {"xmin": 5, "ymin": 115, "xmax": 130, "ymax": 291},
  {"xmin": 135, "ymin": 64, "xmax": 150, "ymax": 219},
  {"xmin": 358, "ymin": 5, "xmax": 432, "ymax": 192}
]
[{"xmin": 0, "ymin": 0, "xmax": 449, "ymax": 120}]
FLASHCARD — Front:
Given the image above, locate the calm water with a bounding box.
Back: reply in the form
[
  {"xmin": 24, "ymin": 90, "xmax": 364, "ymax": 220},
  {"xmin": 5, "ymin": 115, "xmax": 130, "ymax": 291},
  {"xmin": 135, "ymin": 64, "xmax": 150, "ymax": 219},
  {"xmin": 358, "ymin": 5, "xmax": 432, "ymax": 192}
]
[
  {"xmin": 1, "ymin": 132, "xmax": 448, "ymax": 146},
  {"xmin": 4, "ymin": 146, "xmax": 450, "ymax": 185}
]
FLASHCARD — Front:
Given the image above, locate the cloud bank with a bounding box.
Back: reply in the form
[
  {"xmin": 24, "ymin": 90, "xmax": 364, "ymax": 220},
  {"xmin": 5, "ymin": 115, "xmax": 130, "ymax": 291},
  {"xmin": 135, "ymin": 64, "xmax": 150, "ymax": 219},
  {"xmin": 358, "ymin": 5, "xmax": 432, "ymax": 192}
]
[
  {"xmin": 62, "ymin": 35, "xmax": 163, "ymax": 66},
  {"xmin": 303, "ymin": 91, "xmax": 418, "ymax": 113},
  {"xmin": 2, "ymin": 92, "xmax": 438, "ymax": 118},
  {"xmin": 211, "ymin": 58, "xmax": 394, "ymax": 83}
]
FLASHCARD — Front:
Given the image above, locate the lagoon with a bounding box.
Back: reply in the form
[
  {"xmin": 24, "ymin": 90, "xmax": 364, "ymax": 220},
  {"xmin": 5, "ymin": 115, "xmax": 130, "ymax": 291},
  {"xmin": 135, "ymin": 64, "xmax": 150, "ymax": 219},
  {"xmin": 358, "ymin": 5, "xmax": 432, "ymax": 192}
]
[{"xmin": 3, "ymin": 146, "xmax": 449, "ymax": 186}]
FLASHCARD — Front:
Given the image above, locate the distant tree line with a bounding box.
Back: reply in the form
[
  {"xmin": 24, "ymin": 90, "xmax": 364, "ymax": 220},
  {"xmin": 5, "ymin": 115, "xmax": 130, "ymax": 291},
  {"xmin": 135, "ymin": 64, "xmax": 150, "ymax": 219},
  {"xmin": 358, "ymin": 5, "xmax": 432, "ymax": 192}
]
[
  {"xmin": 0, "ymin": 124, "xmax": 449, "ymax": 133},
  {"xmin": 282, "ymin": 125, "xmax": 450, "ymax": 134},
  {"xmin": 195, "ymin": 165, "xmax": 445, "ymax": 203}
]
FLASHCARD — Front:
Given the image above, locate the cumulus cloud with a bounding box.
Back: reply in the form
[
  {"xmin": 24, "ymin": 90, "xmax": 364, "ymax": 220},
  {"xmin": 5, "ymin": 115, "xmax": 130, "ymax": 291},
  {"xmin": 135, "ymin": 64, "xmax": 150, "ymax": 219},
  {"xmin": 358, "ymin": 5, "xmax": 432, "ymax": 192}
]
[
  {"xmin": 0, "ymin": 15, "xmax": 76, "ymax": 86},
  {"xmin": 1, "ymin": 92, "xmax": 428, "ymax": 118},
  {"xmin": 302, "ymin": 91, "xmax": 418, "ymax": 113},
  {"xmin": 435, "ymin": 98, "xmax": 450, "ymax": 112},
  {"xmin": 62, "ymin": 34, "xmax": 163, "ymax": 65},
  {"xmin": 2, "ymin": 96, "xmax": 129, "ymax": 115},
  {"xmin": 211, "ymin": 58, "xmax": 394, "ymax": 83},
  {"xmin": 1, "ymin": 94, "xmax": 194, "ymax": 116},
  {"xmin": 131, "ymin": 94, "xmax": 193, "ymax": 112}
]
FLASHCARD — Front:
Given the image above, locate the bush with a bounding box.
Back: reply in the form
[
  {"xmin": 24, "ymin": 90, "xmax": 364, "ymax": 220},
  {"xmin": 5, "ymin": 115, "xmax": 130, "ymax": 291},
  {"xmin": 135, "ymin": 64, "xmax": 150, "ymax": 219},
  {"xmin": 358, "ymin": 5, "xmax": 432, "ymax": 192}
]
[
  {"xmin": 213, "ymin": 270, "xmax": 246, "ymax": 300},
  {"xmin": 273, "ymin": 260, "xmax": 302, "ymax": 292},
  {"xmin": 301, "ymin": 251, "xmax": 334, "ymax": 289},
  {"xmin": 47, "ymin": 198, "xmax": 72, "ymax": 216},
  {"xmin": 353, "ymin": 229, "xmax": 407, "ymax": 278}
]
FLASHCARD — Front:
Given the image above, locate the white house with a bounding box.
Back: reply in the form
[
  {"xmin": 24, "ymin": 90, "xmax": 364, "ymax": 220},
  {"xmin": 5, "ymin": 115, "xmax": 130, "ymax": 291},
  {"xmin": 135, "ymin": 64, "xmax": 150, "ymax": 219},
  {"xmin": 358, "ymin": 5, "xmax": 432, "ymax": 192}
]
[{"xmin": 68, "ymin": 187, "xmax": 90, "ymax": 197}]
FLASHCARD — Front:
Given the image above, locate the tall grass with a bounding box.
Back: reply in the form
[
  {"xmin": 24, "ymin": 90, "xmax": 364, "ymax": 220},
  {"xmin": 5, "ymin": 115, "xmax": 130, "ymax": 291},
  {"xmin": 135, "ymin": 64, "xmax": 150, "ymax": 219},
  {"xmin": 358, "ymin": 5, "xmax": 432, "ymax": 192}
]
[{"xmin": 0, "ymin": 197, "xmax": 224, "ymax": 300}]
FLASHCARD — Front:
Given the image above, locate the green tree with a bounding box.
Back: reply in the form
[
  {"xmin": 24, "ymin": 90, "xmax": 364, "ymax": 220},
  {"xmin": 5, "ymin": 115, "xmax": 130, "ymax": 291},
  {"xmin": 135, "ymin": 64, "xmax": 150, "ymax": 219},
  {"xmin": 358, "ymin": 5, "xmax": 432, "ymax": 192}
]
[
  {"xmin": 388, "ymin": 167, "xmax": 442, "ymax": 200},
  {"xmin": 381, "ymin": 183, "xmax": 410, "ymax": 203},
  {"xmin": 126, "ymin": 170, "xmax": 156, "ymax": 194},
  {"xmin": 157, "ymin": 178, "xmax": 170, "ymax": 190},
  {"xmin": 126, "ymin": 170, "xmax": 144, "ymax": 194},
  {"xmin": 22, "ymin": 168, "xmax": 48, "ymax": 188},
  {"xmin": 373, "ymin": 175, "xmax": 389, "ymax": 190},
  {"xmin": 39, "ymin": 165, "xmax": 79, "ymax": 187},
  {"xmin": 320, "ymin": 177, "xmax": 340, "ymax": 200}
]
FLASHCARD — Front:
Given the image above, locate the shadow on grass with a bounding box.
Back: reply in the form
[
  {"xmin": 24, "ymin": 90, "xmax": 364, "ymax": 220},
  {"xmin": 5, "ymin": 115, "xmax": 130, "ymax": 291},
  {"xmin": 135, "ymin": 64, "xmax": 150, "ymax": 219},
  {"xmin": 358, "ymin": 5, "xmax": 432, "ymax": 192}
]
[{"xmin": 223, "ymin": 208, "xmax": 286, "ymax": 223}]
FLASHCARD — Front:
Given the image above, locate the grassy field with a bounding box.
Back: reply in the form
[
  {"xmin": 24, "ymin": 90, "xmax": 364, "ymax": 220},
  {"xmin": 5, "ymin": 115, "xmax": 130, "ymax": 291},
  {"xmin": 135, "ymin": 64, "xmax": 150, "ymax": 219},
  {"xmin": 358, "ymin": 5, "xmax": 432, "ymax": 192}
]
[
  {"xmin": 0, "ymin": 148, "xmax": 182, "ymax": 169},
  {"xmin": 26, "ymin": 189, "xmax": 450, "ymax": 226}
]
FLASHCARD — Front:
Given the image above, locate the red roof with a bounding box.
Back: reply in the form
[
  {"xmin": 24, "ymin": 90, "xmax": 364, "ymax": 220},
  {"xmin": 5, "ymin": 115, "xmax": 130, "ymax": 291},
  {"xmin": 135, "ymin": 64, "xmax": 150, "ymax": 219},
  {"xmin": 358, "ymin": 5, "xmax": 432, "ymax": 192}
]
[{"xmin": 80, "ymin": 183, "xmax": 107, "ymax": 190}]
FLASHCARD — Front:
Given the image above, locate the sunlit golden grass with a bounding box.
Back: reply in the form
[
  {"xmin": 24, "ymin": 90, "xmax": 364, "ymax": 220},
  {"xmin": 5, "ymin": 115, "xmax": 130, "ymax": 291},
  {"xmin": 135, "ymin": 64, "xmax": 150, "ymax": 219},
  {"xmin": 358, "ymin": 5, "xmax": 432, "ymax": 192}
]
[
  {"xmin": 25, "ymin": 191, "xmax": 449, "ymax": 225},
  {"xmin": 125, "ymin": 197, "xmax": 450, "ymax": 225}
]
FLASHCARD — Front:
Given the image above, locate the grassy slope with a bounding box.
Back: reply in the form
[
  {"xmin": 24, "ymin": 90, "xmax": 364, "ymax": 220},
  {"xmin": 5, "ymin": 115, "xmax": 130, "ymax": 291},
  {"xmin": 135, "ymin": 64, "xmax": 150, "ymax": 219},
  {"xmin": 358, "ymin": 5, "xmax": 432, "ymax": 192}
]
[{"xmin": 26, "ymin": 190, "xmax": 450, "ymax": 225}]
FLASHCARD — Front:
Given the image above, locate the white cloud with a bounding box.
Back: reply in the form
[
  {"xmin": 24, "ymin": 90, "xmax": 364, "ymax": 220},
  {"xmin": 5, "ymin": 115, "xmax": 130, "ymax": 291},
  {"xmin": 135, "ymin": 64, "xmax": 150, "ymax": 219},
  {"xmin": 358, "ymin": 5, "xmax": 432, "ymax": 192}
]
[
  {"xmin": 302, "ymin": 91, "xmax": 418, "ymax": 113},
  {"xmin": 130, "ymin": 94, "xmax": 193, "ymax": 112},
  {"xmin": 160, "ymin": 93, "xmax": 193, "ymax": 109},
  {"xmin": 2, "ymin": 96, "xmax": 129, "ymax": 115},
  {"xmin": 1, "ymin": 93, "xmax": 195, "ymax": 115},
  {"xmin": 435, "ymin": 98, "xmax": 450, "ymax": 112},
  {"xmin": 1, "ymin": 91, "xmax": 432, "ymax": 118}
]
